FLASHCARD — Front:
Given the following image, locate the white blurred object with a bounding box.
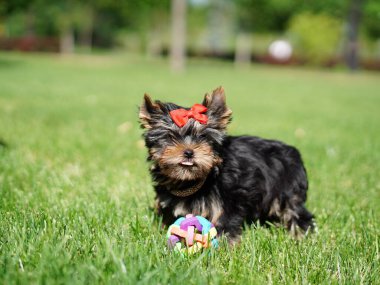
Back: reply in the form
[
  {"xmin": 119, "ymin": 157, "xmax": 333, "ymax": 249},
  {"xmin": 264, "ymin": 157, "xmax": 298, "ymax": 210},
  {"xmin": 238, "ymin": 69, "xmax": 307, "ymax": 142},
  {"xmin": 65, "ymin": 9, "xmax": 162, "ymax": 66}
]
[{"xmin": 268, "ymin": 40, "xmax": 293, "ymax": 61}]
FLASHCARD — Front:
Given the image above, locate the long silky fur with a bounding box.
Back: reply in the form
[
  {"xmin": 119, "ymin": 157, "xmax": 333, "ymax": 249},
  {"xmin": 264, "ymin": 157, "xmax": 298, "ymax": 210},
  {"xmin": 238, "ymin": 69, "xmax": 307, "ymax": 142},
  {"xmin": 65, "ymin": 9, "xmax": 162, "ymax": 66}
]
[{"xmin": 140, "ymin": 87, "xmax": 315, "ymax": 242}]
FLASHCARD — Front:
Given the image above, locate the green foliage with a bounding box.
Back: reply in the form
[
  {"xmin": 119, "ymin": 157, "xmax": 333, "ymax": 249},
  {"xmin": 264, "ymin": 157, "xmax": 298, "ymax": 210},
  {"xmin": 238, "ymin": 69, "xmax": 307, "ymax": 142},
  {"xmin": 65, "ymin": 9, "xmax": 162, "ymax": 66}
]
[
  {"xmin": 0, "ymin": 0, "xmax": 170, "ymax": 49},
  {"xmin": 2, "ymin": 12, "xmax": 27, "ymax": 37},
  {"xmin": 0, "ymin": 0, "xmax": 31, "ymax": 16},
  {"xmin": 235, "ymin": 0, "xmax": 295, "ymax": 32},
  {"xmin": 294, "ymin": 0, "xmax": 347, "ymax": 18},
  {"xmin": 363, "ymin": 0, "xmax": 380, "ymax": 38},
  {"xmin": 0, "ymin": 52, "xmax": 379, "ymax": 284},
  {"xmin": 234, "ymin": 0, "xmax": 348, "ymax": 33},
  {"xmin": 1, "ymin": 0, "xmax": 379, "ymax": 55},
  {"xmin": 288, "ymin": 12, "xmax": 343, "ymax": 64}
]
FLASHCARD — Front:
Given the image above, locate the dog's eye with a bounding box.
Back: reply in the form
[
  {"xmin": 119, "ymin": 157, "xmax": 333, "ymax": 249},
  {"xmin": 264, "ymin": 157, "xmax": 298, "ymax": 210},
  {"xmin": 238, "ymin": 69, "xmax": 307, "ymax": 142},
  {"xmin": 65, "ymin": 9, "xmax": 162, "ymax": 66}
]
[{"xmin": 198, "ymin": 134, "xmax": 208, "ymax": 141}]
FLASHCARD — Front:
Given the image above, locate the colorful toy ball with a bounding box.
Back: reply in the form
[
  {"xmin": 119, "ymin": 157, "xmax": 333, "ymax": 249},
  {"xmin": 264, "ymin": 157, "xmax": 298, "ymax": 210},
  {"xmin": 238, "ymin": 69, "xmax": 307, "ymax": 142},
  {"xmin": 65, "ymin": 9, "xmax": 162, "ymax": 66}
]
[{"xmin": 166, "ymin": 214, "xmax": 218, "ymax": 254}]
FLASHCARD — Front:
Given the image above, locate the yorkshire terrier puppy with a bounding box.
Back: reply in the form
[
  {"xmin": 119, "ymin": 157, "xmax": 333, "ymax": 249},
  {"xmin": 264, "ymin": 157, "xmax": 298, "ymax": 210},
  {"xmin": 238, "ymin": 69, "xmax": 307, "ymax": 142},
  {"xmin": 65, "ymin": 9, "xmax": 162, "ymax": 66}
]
[{"xmin": 139, "ymin": 87, "xmax": 315, "ymax": 243}]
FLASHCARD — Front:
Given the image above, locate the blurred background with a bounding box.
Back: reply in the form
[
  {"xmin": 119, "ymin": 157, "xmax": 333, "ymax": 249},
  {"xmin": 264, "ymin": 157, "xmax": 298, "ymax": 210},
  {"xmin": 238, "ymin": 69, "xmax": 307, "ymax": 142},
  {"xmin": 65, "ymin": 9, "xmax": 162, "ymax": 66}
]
[
  {"xmin": 0, "ymin": 0, "xmax": 379, "ymax": 71},
  {"xmin": 0, "ymin": 2, "xmax": 379, "ymax": 283}
]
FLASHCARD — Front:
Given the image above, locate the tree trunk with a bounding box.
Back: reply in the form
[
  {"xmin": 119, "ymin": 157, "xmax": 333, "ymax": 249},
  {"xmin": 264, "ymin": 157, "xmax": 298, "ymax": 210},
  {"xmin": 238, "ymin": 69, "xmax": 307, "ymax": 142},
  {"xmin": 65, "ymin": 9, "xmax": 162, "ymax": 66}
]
[
  {"xmin": 170, "ymin": 0, "xmax": 187, "ymax": 72},
  {"xmin": 26, "ymin": 8, "xmax": 35, "ymax": 37},
  {"xmin": 208, "ymin": 0, "xmax": 224, "ymax": 53},
  {"xmin": 80, "ymin": 8, "xmax": 94, "ymax": 52},
  {"xmin": 60, "ymin": 28, "xmax": 75, "ymax": 54},
  {"xmin": 147, "ymin": 29, "xmax": 163, "ymax": 57},
  {"xmin": 79, "ymin": 28, "xmax": 93, "ymax": 52},
  {"xmin": 345, "ymin": 0, "xmax": 363, "ymax": 70},
  {"xmin": 234, "ymin": 32, "xmax": 251, "ymax": 67}
]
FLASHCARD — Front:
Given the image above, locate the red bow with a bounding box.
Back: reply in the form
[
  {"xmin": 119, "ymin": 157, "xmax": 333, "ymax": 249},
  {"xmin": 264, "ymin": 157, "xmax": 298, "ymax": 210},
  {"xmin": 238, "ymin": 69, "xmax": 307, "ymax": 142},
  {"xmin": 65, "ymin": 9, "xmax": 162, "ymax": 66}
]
[{"xmin": 170, "ymin": 104, "xmax": 208, "ymax": 127}]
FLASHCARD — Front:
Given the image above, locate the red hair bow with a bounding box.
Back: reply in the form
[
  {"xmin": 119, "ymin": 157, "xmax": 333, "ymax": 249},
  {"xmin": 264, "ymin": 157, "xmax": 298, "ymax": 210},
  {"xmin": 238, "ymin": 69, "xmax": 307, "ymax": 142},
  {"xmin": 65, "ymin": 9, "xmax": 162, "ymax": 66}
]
[{"xmin": 170, "ymin": 104, "xmax": 208, "ymax": 127}]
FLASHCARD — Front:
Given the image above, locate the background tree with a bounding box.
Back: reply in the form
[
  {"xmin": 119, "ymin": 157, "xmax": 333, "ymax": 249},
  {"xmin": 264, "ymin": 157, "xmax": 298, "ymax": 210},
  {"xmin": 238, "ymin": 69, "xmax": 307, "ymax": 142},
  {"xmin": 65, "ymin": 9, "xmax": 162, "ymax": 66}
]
[
  {"xmin": 170, "ymin": 0, "xmax": 187, "ymax": 71},
  {"xmin": 363, "ymin": 0, "xmax": 380, "ymax": 40},
  {"xmin": 1, "ymin": 0, "xmax": 379, "ymax": 70},
  {"xmin": 234, "ymin": 0, "xmax": 294, "ymax": 65},
  {"xmin": 345, "ymin": 0, "xmax": 363, "ymax": 70}
]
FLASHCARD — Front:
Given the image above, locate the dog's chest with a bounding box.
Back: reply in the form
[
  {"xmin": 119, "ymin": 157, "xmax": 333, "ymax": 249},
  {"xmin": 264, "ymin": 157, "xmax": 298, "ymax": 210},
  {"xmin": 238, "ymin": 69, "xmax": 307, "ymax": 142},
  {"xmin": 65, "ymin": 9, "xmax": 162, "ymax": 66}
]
[{"xmin": 160, "ymin": 193, "xmax": 223, "ymax": 225}]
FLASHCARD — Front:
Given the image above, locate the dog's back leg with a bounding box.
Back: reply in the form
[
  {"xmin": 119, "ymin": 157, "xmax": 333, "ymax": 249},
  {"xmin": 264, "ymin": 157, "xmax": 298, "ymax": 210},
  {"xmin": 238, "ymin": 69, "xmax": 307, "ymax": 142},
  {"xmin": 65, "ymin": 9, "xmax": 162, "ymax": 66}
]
[{"xmin": 268, "ymin": 196, "xmax": 315, "ymax": 237}]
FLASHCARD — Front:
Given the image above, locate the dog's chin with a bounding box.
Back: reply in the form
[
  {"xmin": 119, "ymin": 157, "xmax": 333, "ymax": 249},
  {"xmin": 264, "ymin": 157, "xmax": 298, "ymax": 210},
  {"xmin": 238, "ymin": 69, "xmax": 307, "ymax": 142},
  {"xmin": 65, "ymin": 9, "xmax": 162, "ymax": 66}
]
[{"xmin": 159, "ymin": 162, "xmax": 211, "ymax": 181}]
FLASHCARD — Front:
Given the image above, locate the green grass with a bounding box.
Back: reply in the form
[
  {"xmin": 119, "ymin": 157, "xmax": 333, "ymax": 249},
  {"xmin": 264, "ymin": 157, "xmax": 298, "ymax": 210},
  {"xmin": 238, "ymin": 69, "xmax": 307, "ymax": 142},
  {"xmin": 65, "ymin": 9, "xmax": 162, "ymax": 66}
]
[{"xmin": 0, "ymin": 52, "xmax": 379, "ymax": 284}]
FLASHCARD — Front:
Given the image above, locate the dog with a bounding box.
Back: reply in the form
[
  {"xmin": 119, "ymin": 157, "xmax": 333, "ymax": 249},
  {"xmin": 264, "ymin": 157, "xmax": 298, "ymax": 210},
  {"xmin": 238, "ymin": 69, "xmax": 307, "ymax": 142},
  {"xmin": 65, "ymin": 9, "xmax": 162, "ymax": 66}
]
[{"xmin": 139, "ymin": 87, "xmax": 315, "ymax": 243}]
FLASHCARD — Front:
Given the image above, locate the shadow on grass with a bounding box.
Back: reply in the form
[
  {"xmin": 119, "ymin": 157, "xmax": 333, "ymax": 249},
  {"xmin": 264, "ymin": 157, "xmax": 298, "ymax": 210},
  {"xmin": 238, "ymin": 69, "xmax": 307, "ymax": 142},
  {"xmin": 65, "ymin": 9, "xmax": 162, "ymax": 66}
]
[{"xmin": 0, "ymin": 138, "xmax": 8, "ymax": 149}]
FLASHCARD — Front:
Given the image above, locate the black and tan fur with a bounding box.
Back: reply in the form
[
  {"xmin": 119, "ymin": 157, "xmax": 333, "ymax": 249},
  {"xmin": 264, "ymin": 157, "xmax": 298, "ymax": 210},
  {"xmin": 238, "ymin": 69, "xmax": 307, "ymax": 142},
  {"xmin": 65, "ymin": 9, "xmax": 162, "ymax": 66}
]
[{"xmin": 139, "ymin": 87, "xmax": 315, "ymax": 242}]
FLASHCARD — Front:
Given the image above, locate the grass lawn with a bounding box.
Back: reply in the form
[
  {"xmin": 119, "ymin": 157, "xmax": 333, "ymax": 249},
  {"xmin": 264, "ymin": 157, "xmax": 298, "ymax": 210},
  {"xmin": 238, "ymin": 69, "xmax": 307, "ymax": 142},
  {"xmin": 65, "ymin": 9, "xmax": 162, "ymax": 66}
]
[{"xmin": 0, "ymin": 52, "xmax": 379, "ymax": 284}]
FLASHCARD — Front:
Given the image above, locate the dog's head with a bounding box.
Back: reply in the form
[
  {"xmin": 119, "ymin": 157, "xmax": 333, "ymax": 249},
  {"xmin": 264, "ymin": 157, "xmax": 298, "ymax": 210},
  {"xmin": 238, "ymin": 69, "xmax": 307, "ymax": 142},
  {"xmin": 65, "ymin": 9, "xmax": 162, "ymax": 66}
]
[{"xmin": 139, "ymin": 87, "xmax": 232, "ymax": 181}]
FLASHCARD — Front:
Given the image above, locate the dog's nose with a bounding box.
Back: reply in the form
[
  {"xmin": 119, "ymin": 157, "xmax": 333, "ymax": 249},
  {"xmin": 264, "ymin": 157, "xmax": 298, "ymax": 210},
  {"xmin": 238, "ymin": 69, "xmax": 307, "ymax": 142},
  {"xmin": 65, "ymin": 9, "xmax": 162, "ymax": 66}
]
[{"xmin": 183, "ymin": 149, "xmax": 194, "ymax": 158}]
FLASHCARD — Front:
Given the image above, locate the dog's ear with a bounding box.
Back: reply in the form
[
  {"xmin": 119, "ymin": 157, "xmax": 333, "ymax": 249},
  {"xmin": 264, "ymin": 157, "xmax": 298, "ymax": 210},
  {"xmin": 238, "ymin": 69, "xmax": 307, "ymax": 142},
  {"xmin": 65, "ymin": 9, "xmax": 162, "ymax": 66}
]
[
  {"xmin": 203, "ymin": 86, "xmax": 232, "ymax": 130},
  {"xmin": 139, "ymin": 94, "xmax": 162, "ymax": 129}
]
